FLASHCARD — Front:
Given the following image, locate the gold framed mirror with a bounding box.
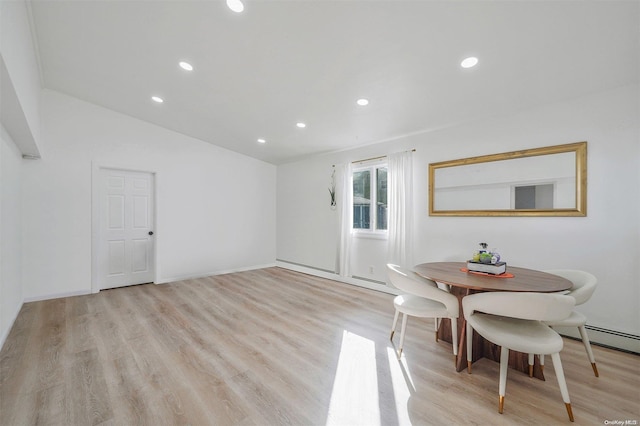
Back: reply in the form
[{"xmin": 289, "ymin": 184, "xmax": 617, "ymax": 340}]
[{"xmin": 429, "ymin": 142, "xmax": 587, "ymax": 216}]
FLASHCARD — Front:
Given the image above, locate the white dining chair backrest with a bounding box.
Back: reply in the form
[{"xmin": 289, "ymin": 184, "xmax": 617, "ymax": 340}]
[
  {"xmin": 543, "ymin": 269, "xmax": 600, "ymax": 377},
  {"xmin": 387, "ymin": 263, "xmax": 460, "ymax": 361},
  {"xmin": 463, "ymin": 291, "xmax": 577, "ymax": 421},
  {"xmin": 545, "ymin": 269, "xmax": 597, "ymax": 305},
  {"xmin": 387, "ymin": 264, "xmax": 459, "ymax": 317},
  {"xmin": 462, "ymin": 291, "xmax": 574, "ymax": 323}
]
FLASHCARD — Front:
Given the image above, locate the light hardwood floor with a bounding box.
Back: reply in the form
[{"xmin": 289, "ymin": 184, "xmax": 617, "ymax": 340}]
[{"xmin": 1, "ymin": 267, "xmax": 638, "ymax": 425}]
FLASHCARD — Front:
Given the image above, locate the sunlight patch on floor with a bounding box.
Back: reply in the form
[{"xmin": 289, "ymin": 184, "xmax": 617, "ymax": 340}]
[
  {"xmin": 387, "ymin": 347, "xmax": 414, "ymax": 425},
  {"xmin": 326, "ymin": 330, "xmax": 380, "ymax": 426}
]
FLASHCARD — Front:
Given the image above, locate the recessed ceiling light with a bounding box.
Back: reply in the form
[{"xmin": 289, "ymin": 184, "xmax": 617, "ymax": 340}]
[
  {"xmin": 257, "ymin": 138, "xmax": 266, "ymax": 144},
  {"xmin": 296, "ymin": 122, "xmax": 306, "ymax": 128},
  {"xmin": 226, "ymin": 0, "xmax": 244, "ymax": 13},
  {"xmin": 461, "ymin": 57, "xmax": 479, "ymax": 68},
  {"xmin": 151, "ymin": 96, "xmax": 164, "ymax": 103},
  {"xmin": 357, "ymin": 98, "xmax": 369, "ymax": 106},
  {"xmin": 179, "ymin": 61, "xmax": 193, "ymax": 71}
]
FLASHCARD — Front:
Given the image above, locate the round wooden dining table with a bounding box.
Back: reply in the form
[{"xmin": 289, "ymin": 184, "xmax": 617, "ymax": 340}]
[{"xmin": 413, "ymin": 261, "xmax": 573, "ymax": 379}]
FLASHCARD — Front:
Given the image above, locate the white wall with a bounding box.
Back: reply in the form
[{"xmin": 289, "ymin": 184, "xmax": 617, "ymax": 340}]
[
  {"xmin": 277, "ymin": 84, "xmax": 640, "ymax": 340},
  {"xmin": 21, "ymin": 90, "xmax": 276, "ymax": 300},
  {"xmin": 277, "ymin": 159, "xmax": 339, "ymax": 272},
  {"xmin": 0, "ymin": 0, "xmax": 42, "ymax": 155},
  {"xmin": 0, "ymin": 126, "xmax": 24, "ymax": 346},
  {"xmin": 0, "ymin": 0, "xmax": 39, "ymax": 347}
]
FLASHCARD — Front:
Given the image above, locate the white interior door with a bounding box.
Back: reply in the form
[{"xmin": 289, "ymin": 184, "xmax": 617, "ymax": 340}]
[{"xmin": 98, "ymin": 168, "xmax": 155, "ymax": 290}]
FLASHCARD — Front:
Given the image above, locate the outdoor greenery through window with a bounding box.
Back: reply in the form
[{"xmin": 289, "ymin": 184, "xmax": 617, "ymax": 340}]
[{"xmin": 353, "ymin": 165, "xmax": 388, "ymax": 232}]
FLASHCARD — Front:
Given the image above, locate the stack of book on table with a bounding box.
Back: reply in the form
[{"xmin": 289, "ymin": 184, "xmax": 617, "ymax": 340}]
[{"xmin": 467, "ymin": 260, "xmax": 507, "ymax": 275}]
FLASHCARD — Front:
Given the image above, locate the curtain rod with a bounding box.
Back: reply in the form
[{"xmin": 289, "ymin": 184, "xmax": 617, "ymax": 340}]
[{"xmin": 332, "ymin": 149, "xmax": 416, "ymax": 167}]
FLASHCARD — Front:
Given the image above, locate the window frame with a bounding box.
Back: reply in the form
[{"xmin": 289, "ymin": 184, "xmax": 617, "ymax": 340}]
[{"xmin": 352, "ymin": 161, "xmax": 388, "ymax": 237}]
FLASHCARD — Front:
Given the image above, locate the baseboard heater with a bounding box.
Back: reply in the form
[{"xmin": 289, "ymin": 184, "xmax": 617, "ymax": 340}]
[
  {"xmin": 563, "ymin": 325, "xmax": 640, "ymax": 355},
  {"xmin": 275, "ymin": 259, "xmax": 336, "ymax": 274},
  {"xmin": 276, "ymin": 259, "xmax": 386, "ymax": 285},
  {"xmin": 276, "ymin": 259, "xmax": 393, "ymax": 293},
  {"xmin": 351, "ymin": 275, "xmax": 387, "ymax": 285}
]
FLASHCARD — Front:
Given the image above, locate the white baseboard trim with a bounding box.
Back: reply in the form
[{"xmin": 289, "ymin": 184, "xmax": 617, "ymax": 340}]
[
  {"xmin": 275, "ymin": 259, "xmax": 400, "ymax": 296},
  {"xmin": 24, "ymin": 289, "xmax": 92, "ymax": 303},
  {"xmin": 155, "ymin": 262, "xmax": 277, "ymax": 285},
  {"xmin": 0, "ymin": 299, "xmax": 24, "ymax": 352},
  {"xmin": 19, "ymin": 263, "xmax": 277, "ymax": 304}
]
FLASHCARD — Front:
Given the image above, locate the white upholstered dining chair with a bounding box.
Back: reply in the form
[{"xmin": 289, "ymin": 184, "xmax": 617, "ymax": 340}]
[
  {"xmin": 464, "ymin": 291, "xmax": 576, "ymax": 422},
  {"xmin": 387, "ymin": 264, "xmax": 459, "ymax": 362},
  {"xmin": 539, "ymin": 269, "xmax": 599, "ymax": 377}
]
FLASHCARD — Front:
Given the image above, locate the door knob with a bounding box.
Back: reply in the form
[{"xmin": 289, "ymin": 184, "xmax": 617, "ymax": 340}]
[{"xmin": 148, "ymin": 231, "xmax": 154, "ymax": 235}]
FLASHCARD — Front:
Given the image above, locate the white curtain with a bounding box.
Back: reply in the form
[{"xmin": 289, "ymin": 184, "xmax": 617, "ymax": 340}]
[
  {"xmin": 336, "ymin": 162, "xmax": 353, "ymax": 277},
  {"xmin": 387, "ymin": 150, "xmax": 413, "ymax": 268}
]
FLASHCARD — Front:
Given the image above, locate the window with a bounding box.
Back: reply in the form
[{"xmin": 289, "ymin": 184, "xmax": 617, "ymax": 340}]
[{"xmin": 353, "ymin": 164, "xmax": 387, "ymax": 232}]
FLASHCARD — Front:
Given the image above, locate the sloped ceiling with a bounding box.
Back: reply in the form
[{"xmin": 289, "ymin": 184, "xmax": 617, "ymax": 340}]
[{"xmin": 29, "ymin": 0, "xmax": 639, "ymax": 164}]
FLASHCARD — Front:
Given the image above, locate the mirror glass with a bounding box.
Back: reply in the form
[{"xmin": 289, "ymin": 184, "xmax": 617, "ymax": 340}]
[{"xmin": 429, "ymin": 142, "xmax": 587, "ymax": 216}]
